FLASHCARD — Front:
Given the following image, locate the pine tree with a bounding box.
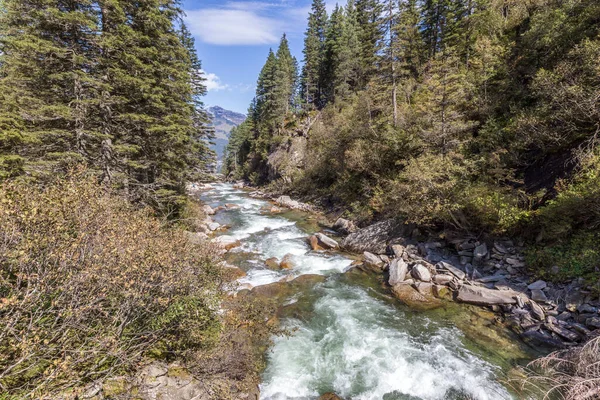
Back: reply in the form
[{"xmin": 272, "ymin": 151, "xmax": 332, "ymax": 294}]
[
  {"xmin": 355, "ymin": 0, "xmax": 383, "ymax": 87},
  {"xmin": 0, "ymin": 0, "xmax": 103, "ymax": 178},
  {"xmin": 255, "ymin": 49, "xmax": 278, "ymax": 128},
  {"xmin": 301, "ymin": 0, "xmax": 328, "ymax": 109},
  {"xmin": 273, "ymin": 34, "xmax": 298, "ymax": 131},
  {"xmin": 100, "ymin": 0, "xmax": 203, "ymax": 211},
  {"xmin": 324, "ymin": 2, "xmax": 360, "ymax": 103}
]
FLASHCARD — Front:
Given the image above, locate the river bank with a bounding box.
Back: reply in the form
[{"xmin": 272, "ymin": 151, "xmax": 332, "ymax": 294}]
[{"xmin": 188, "ymin": 181, "xmax": 556, "ymax": 399}]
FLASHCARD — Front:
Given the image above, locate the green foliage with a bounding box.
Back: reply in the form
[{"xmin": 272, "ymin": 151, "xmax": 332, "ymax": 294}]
[
  {"xmin": 232, "ymin": 0, "xmax": 600, "ymax": 283},
  {"xmin": 0, "ymin": 0, "xmax": 214, "ymax": 216},
  {"xmin": 0, "ymin": 172, "xmax": 223, "ymax": 397},
  {"xmin": 526, "ymin": 232, "xmax": 600, "ymax": 282}
]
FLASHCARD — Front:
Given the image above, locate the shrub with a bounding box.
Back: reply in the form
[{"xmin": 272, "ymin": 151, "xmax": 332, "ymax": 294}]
[
  {"xmin": 515, "ymin": 335, "xmax": 600, "ymax": 400},
  {"xmin": 0, "ymin": 172, "xmax": 224, "ymax": 397}
]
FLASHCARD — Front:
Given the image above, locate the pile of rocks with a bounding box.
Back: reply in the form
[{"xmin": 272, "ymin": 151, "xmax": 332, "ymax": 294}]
[{"xmin": 344, "ymin": 225, "xmax": 600, "ymax": 348}]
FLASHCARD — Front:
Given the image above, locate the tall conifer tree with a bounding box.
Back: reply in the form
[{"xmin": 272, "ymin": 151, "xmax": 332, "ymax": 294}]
[{"xmin": 301, "ymin": 0, "xmax": 328, "ymax": 109}]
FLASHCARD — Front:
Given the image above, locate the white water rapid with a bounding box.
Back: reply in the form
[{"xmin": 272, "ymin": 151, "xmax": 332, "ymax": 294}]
[{"xmin": 200, "ymin": 183, "xmax": 526, "ymax": 400}]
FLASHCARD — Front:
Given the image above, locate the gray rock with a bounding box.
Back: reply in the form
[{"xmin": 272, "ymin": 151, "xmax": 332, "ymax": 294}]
[
  {"xmin": 432, "ymin": 274, "xmax": 453, "ymax": 285},
  {"xmin": 411, "ymin": 264, "xmax": 432, "ymax": 282},
  {"xmin": 557, "ymin": 311, "xmax": 572, "ymax": 321},
  {"xmin": 456, "ymin": 285, "xmax": 518, "ymax": 306},
  {"xmin": 314, "ymin": 232, "xmax": 339, "ymax": 249},
  {"xmin": 522, "ymin": 330, "xmax": 565, "ymax": 348},
  {"xmin": 342, "ymin": 219, "xmax": 405, "ymax": 254},
  {"xmin": 436, "ymin": 261, "xmax": 466, "ymax": 280},
  {"xmin": 544, "ymin": 323, "xmax": 580, "ymax": 342},
  {"xmin": 529, "ymin": 300, "xmax": 545, "ymax": 321},
  {"xmin": 363, "ymin": 251, "xmax": 384, "ymax": 270},
  {"xmin": 586, "ymin": 317, "xmax": 600, "ymax": 329},
  {"xmin": 208, "ymin": 222, "xmax": 221, "ymax": 231},
  {"xmin": 276, "ymin": 195, "xmax": 300, "ymax": 209},
  {"xmin": 478, "ymin": 274, "xmax": 506, "ymax": 283},
  {"xmin": 459, "ymin": 256, "xmax": 471, "ymax": 265},
  {"xmin": 474, "ymin": 243, "xmax": 488, "ymax": 258},
  {"xmin": 570, "ymin": 323, "xmax": 591, "ymax": 336},
  {"xmin": 493, "ymin": 242, "xmax": 508, "ymax": 254},
  {"xmin": 202, "ymin": 205, "xmax": 215, "ymax": 215},
  {"xmin": 527, "ymin": 280, "xmax": 547, "ymax": 290},
  {"xmin": 577, "ymin": 303, "xmax": 598, "ymax": 314},
  {"xmin": 459, "ymin": 242, "xmax": 476, "ymax": 250},
  {"xmin": 531, "ymin": 289, "xmax": 549, "ymax": 303},
  {"xmin": 390, "ymin": 244, "xmax": 405, "ymax": 258},
  {"xmin": 388, "ymin": 258, "xmax": 408, "ymax": 286},
  {"xmin": 506, "ymin": 257, "xmax": 525, "ymax": 267},
  {"xmin": 414, "ymin": 282, "xmax": 434, "ymax": 296}
]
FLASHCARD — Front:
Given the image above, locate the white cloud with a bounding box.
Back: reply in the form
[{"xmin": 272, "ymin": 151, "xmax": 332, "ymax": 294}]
[
  {"xmin": 201, "ymin": 70, "xmax": 230, "ymax": 91},
  {"xmin": 185, "ymin": 8, "xmax": 281, "ymax": 45}
]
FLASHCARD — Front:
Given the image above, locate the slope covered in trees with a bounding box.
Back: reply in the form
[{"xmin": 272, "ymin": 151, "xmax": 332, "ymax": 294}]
[
  {"xmin": 0, "ymin": 0, "xmax": 215, "ymax": 216},
  {"xmin": 225, "ymin": 0, "xmax": 600, "ymax": 281}
]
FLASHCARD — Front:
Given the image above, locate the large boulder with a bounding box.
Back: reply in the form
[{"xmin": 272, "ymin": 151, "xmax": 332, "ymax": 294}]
[
  {"xmin": 265, "ymin": 257, "xmax": 280, "ymax": 270},
  {"xmin": 202, "ymin": 205, "xmax": 215, "ymax": 215},
  {"xmin": 391, "ymin": 284, "xmax": 443, "ymax": 311},
  {"xmin": 309, "ymin": 235, "xmax": 323, "ymax": 250},
  {"xmin": 212, "ymin": 235, "xmax": 241, "ymax": 251},
  {"xmin": 363, "ymin": 251, "xmax": 384, "ymax": 271},
  {"xmin": 314, "ymin": 232, "xmax": 339, "ymax": 249},
  {"xmin": 275, "ymin": 195, "xmax": 301, "ymax": 209},
  {"xmin": 342, "ymin": 219, "xmax": 406, "ymax": 254},
  {"xmin": 280, "ymin": 254, "xmax": 295, "ymax": 269},
  {"xmin": 411, "ymin": 264, "xmax": 432, "ymax": 282},
  {"xmin": 388, "ymin": 258, "xmax": 408, "ymax": 286},
  {"xmin": 456, "ymin": 285, "xmax": 518, "ymax": 306}
]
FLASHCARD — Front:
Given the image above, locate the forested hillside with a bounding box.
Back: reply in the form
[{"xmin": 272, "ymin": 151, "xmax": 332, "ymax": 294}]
[
  {"xmin": 0, "ymin": 0, "xmax": 215, "ymax": 216},
  {"xmin": 225, "ymin": 0, "xmax": 600, "ymax": 281}
]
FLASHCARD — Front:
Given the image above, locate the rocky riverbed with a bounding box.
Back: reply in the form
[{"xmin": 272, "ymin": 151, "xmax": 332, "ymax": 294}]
[
  {"xmin": 183, "ymin": 181, "xmax": 565, "ymax": 399},
  {"xmin": 218, "ymin": 181, "xmax": 600, "ymax": 351}
]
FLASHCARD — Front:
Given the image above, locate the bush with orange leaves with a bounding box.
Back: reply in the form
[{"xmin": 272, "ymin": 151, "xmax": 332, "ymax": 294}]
[{"xmin": 0, "ymin": 173, "xmax": 225, "ymax": 397}]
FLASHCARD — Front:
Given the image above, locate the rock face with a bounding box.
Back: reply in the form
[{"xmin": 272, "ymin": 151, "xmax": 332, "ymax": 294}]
[
  {"xmin": 456, "ymin": 285, "xmax": 518, "ymax": 306},
  {"xmin": 388, "ymin": 258, "xmax": 408, "ymax": 286},
  {"xmin": 411, "ymin": 264, "xmax": 432, "ymax": 282},
  {"xmin": 342, "ymin": 219, "xmax": 405, "ymax": 253},
  {"xmin": 314, "ymin": 232, "xmax": 339, "ymax": 249}
]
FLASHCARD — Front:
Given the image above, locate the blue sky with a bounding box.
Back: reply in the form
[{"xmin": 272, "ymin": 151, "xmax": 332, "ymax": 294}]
[{"xmin": 182, "ymin": 0, "xmax": 335, "ymax": 114}]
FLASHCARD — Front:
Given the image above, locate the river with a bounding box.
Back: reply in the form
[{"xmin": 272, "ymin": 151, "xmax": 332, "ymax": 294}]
[{"xmin": 200, "ymin": 183, "xmax": 536, "ymax": 400}]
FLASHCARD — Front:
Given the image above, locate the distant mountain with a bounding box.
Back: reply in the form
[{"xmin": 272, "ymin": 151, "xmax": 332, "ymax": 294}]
[{"xmin": 207, "ymin": 106, "xmax": 246, "ymax": 169}]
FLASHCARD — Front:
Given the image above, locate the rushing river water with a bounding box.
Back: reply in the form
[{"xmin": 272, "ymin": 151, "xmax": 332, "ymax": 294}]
[{"xmin": 200, "ymin": 183, "xmax": 536, "ymax": 400}]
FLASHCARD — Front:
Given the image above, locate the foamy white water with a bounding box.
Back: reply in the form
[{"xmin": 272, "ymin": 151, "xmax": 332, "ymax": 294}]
[{"xmin": 199, "ymin": 183, "xmax": 518, "ymax": 400}]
